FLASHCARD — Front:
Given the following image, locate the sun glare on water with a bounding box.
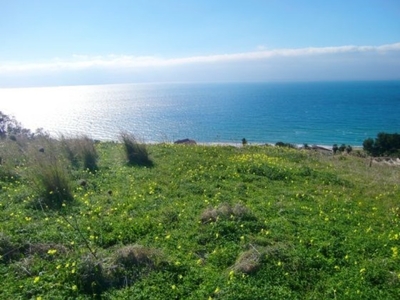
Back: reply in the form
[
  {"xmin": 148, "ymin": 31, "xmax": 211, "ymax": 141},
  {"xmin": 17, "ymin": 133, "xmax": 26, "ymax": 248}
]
[{"xmin": 0, "ymin": 86, "xmax": 89, "ymax": 134}]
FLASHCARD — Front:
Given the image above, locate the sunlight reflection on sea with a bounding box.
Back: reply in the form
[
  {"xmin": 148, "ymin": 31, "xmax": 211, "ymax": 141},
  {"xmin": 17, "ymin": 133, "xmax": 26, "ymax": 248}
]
[{"xmin": 1, "ymin": 81, "xmax": 399, "ymax": 146}]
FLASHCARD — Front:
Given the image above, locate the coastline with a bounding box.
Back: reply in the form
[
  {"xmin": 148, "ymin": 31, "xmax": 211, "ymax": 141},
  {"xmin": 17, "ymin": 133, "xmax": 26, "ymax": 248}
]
[
  {"xmin": 2, "ymin": 81, "xmax": 398, "ymax": 150},
  {"xmin": 154, "ymin": 140, "xmax": 363, "ymax": 151}
]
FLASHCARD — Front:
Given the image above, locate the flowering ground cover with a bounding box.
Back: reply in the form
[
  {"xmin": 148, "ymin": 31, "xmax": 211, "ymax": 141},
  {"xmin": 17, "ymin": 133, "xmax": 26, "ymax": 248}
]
[{"xmin": 1, "ymin": 141, "xmax": 399, "ymax": 299}]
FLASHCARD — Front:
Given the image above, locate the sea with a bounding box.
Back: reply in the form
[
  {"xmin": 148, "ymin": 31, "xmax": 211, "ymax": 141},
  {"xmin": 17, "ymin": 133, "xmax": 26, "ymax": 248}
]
[{"xmin": 1, "ymin": 81, "xmax": 399, "ymax": 146}]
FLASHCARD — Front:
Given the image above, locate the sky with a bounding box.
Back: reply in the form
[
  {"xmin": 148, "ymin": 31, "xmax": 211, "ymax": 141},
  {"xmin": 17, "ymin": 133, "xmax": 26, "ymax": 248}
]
[{"xmin": 1, "ymin": 0, "xmax": 400, "ymax": 87}]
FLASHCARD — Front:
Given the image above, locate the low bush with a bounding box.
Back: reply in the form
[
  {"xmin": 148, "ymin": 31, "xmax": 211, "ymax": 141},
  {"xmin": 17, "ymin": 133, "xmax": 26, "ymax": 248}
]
[
  {"xmin": 0, "ymin": 139, "xmax": 23, "ymax": 182},
  {"xmin": 0, "ymin": 111, "xmax": 33, "ymax": 139},
  {"xmin": 77, "ymin": 254, "xmax": 108, "ymax": 295},
  {"xmin": 75, "ymin": 245, "xmax": 162, "ymax": 295},
  {"xmin": 232, "ymin": 248, "xmax": 262, "ymax": 274},
  {"xmin": 363, "ymin": 132, "xmax": 400, "ymax": 157},
  {"xmin": 0, "ymin": 233, "xmax": 19, "ymax": 262},
  {"xmin": 120, "ymin": 132, "xmax": 152, "ymax": 166},
  {"xmin": 200, "ymin": 203, "xmax": 253, "ymax": 224},
  {"xmin": 24, "ymin": 243, "xmax": 68, "ymax": 259},
  {"xmin": 275, "ymin": 141, "xmax": 296, "ymax": 148},
  {"xmin": 28, "ymin": 137, "xmax": 73, "ymax": 208},
  {"xmin": 109, "ymin": 244, "xmax": 160, "ymax": 288},
  {"xmin": 61, "ymin": 135, "xmax": 98, "ymax": 172}
]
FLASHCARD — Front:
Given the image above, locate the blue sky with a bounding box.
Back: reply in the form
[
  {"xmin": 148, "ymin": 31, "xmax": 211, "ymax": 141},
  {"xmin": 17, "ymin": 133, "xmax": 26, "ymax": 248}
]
[{"xmin": 1, "ymin": 0, "xmax": 400, "ymax": 87}]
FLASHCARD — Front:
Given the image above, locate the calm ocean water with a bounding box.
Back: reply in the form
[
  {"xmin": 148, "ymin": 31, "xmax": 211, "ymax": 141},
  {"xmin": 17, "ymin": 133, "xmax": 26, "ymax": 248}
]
[{"xmin": 1, "ymin": 81, "xmax": 399, "ymax": 146}]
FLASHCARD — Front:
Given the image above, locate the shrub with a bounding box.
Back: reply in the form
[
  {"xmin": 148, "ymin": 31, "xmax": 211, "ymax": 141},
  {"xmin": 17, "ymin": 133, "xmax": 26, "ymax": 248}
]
[
  {"xmin": 232, "ymin": 248, "xmax": 262, "ymax": 274},
  {"xmin": 0, "ymin": 233, "xmax": 18, "ymax": 262},
  {"xmin": 61, "ymin": 135, "xmax": 98, "ymax": 172},
  {"xmin": 112, "ymin": 245, "xmax": 156, "ymax": 270},
  {"xmin": 275, "ymin": 141, "xmax": 296, "ymax": 149},
  {"xmin": 0, "ymin": 138, "xmax": 24, "ymax": 181},
  {"xmin": 363, "ymin": 138, "xmax": 376, "ymax": 155},
  {"xmin": 232, "ymin": 203, "xmax": 251, "ymax": 219},
  {"xmin": 28, "ymin": 137, "xmax": 73, "ymax": 208},
  {"xmin": 77, "ymin": 254, "xmax": 108, "ymax": 295},
  {"xmin": 60, "ymin": 136, "xmax": 80, "ymax": 168},
  {"xmin": 76, "ymin": 245, "xmax": 161, "ymax": 295},
  {"xmin": 363, "ymin": 132, "xmax": 400, "ymax": 157},
  {"xmin": 346, "ymin": 145, "xmax": 353, "ymax": 154},
  {"xmin": 332, "ymin": 144, "xmax": 338, "ymax": 154},
  {"xmin": 109, "ymin": 245, "xmax": 159, "ymax": 287},
  {"xmin": 120, "ymin": 132, "xmax": 152, "ymax": 166},
  {"xmin": 338, "ymin": 144, "xmax": 346, "ymax": 152},
  {"xmin": 200, "ymin": 203, "xmax": 254, "ymax": 224},
  {"xmin": 200, "ymin": 207, "xmax": 218, "ymax": 223},
  {"xmin": 0, "ymin": 113, "xmax": 52, "ymax": 183},
  {"xmin": 24, "ymin": 243, "xmax": 67, "ymax": 259},
  {"xmin": 0, "ymin": 111, "xmax": 33, "ymax": 139},
  {"xmin": 81, "ymin": 141, "xmax": 98, "ymax": 172}
]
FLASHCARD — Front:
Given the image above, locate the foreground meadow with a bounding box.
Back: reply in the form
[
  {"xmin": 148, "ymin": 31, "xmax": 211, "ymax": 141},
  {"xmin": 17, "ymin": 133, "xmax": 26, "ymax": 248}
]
[{"xmin": 1, "ymin": 140, "xmax": 400, "ymax": 299}]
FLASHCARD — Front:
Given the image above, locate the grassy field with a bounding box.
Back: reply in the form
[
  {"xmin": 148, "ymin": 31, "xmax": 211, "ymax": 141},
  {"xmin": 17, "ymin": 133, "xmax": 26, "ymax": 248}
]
[{"xmin": 1, "ymin": 138, "xmax": 400, "ymax": 299}]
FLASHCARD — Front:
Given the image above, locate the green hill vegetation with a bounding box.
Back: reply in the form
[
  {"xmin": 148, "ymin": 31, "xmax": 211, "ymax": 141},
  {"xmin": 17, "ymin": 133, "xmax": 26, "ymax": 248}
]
[{"xmin": 1, "ymin": 134, "xmax": 400, "ymax": 299}]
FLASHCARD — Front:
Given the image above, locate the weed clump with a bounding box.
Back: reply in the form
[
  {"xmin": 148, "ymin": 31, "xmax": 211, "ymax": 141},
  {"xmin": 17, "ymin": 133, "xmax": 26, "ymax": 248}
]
[
  {"xmin": 76, "ymin": 245, "xmax": 162, "ymax": 296},
  {"xmin": 200, "ymin": 207, "xmax": 218, "ymax": 223},
  {"xmin": 0, "ymin": 233, "xmax": 19, "ymax": 262},
  {"xmin": 24, "ymin": 242, "xmax": 68, "ymax": 259},
  {"xmin": 12, "ymin": 257, "xmax": 35, "ymax": 278},
  {"xmin": 231, "ymin": 243, "xmax": 291, "ymax": 275},
  {"xmin": 0, "ymin": 138, "xmax": 24, "ymax": 181},
  {"xmin": 120, "ymin": 133, "xmax": 152, "ymax": 166},
  {"xmin": 232, "ymin": 248, "xmax": 262, "ymax": 274},
  {"xmin": 112, "ymin": 245, "xmax": 156, "ymax": 269},
  {"xmin": 109, "ymin": 244, "xmax": 159, "ymax": 287},
  {"xmin": 77, "ymin": 254, "xmax": 108, "ymax": 295},
  {"xmin": 61, "ymin": 135, "xmax": 98, "ymax": 172},
  {"xmin": 200, "ymin": 203, "xmax": 253, "ymax": 223},
  {"xmin": 28, "ymin": 137, "xmax": 73, "ymax": 208}
]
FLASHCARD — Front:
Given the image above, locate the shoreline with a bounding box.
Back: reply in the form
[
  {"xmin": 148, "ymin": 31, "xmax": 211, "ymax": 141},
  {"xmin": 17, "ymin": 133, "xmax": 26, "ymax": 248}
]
[{"xmin": 145, "ymin": 140, "xmax": 364, "ymax": 151}]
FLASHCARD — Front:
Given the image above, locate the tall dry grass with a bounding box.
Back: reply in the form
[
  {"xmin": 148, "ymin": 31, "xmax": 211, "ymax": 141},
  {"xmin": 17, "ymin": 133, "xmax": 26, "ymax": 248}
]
[
  {"xmin": 120, "ymin": 132, "xmax": 152, "ymax": 167},
  {"xmin": 60, "ymin": 135, "xmax": 98, "ymax": 172},
  {"xmin": 28, "ymin": 137, "xmax": 73, "ymax": 208}
]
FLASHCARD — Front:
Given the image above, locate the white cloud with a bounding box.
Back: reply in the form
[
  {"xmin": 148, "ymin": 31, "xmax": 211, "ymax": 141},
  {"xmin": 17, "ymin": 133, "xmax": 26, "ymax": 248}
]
[{"xmin": 1, "ymin": 42, "xmax": 400, "ymax": 74}]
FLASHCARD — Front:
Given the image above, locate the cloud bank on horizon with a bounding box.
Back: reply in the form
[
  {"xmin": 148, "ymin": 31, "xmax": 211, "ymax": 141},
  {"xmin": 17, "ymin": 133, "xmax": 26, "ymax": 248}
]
[
  {"xmin": 2, "ymin": 42, "xmax": 400, "ymax": 87},
  {"xmin": 1, "ymin": 0, "xmax": 400, "ymax": 87},
  {"xmin": 2, "ymin": 42, "xmax": 400, "ymax": 72}
]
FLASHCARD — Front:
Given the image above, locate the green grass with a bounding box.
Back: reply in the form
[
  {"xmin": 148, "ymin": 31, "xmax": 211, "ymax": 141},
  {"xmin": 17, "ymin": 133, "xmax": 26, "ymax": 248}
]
[{"xmin": 1, "ymin": 141, "xmax": 400, "ymax": 299}]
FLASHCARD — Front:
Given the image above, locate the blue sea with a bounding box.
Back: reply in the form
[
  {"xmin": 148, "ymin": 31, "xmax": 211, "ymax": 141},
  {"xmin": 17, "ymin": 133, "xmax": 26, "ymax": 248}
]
[{"xmin": 1, "ymin": 81, "xmax": 399, "ymax": 146}]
